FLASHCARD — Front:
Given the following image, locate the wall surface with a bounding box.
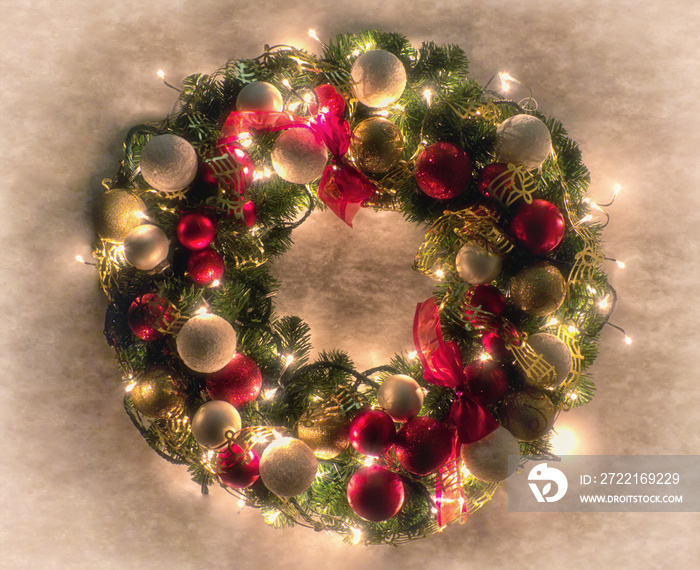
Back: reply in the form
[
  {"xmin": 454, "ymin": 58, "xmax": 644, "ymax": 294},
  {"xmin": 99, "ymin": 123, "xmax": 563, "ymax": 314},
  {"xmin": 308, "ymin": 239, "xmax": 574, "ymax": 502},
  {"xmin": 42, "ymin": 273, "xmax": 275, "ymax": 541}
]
[{"xmin": 1, "ymin": 1, "xmax": 699, "ymax": 568}]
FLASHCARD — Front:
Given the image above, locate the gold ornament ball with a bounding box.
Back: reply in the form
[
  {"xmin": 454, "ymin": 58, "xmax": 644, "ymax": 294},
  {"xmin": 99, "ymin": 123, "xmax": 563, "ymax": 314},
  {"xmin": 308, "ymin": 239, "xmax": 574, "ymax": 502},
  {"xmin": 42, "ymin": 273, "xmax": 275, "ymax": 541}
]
[
  {"xmin": 460, "ymin": 426, "xmax": 520, "ymax": 482},
  {"xmin": 377, "ymin": 374, "xmax": 424, "ymax": 422},
  {"xmin": 510, "ymin": 262, "xmax": 566, "ymax": 317},
  {"xmin": 191, "ymin": 400, "xmax": 242, "ymax": 449},
  {"xmin": 94, "ymin": 190, "xmax": 146, "ymax": 241},
  {"xmin": 236, "ymin": 81, "xmax": 284, "ymax": 112},
  {"xmin": 498, "ymin": 389, "xmax": 556, "ymax": 442},
  {"xmin": 296, "ymin": 409, "xmax": 350, "ymax": 460},
  {"xmin": 176, "ymin": 313, "xmax": 237, "ymax": 374},
  {"xmin": 259, "ymin": 437, "xmax": 318, "ymax": 498},
  {"xmin": 123, "ymin": 224, "xmax": 170, "ymax": 270},
  {"xmin": 349, "ymin": 117, "xmax": 404, "ymax": 174},
  {"xmin": 351, "ymin": 50, "xmax": 407, "ymax": 108},
  {"xmin": 271, "ymin": 128, "xmax": 328, "ymax": 184},
  {"xmin": 128, "ymin": 366, "xmax": 185, "ymax": 419},
  {"xmin": 525, "ymin": 333, "xmax": 573, "ymax": 389}
]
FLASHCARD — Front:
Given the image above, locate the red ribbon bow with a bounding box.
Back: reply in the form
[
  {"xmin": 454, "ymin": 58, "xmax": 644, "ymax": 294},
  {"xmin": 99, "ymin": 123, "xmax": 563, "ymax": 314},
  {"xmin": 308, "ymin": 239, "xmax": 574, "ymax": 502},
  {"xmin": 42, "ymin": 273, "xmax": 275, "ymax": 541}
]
[
  {"xmin": 412, "ymin": 298, "xmax": 498, "ymax": 445},
  {"xmin": 218, "ymin": 93, "xmax": 375, "ymax": 227}
]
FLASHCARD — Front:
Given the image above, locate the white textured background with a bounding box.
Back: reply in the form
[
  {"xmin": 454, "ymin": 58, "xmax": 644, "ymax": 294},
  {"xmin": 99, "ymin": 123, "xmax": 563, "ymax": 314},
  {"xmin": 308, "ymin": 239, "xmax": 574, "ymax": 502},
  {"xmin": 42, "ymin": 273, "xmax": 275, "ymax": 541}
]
[{"xmin": 2, "ymin": 1, "xmax": 699, "ymax": 568}]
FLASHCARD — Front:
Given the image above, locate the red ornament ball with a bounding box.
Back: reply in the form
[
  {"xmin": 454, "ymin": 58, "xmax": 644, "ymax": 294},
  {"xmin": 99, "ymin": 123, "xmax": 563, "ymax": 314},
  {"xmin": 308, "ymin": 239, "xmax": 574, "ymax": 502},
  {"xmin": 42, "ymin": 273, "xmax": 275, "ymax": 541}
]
[
  {"xmin": 218, "ymin": 443, "xmax": 260, "ymax": 488},
  {"xmin": 205, "ymin": 353, "xmax": 263, "ymax": 408},
  {"xmin": 464, "ymin": 284, "xmax": 506, "ymax": 327},
  {"xmin": 228, "ymin": 200, "xmax": 257, "ymax": 227},
  {"xmin": 347, "ymin": 465, "xmax": 405, "ymax": 522},
  {"xmin": 415, "ymin": 142, "xmax": 472, "ymax": 200},
  {"xmin": 349, "ymin": 409, "xmax": 396, "ymax": 456},
  {"xmin": 482, "ymin": 331, "xmax": 511, "ymax": 361},
  {"xmin": 187, "ymin": 248, "xmax": 225, "ymax": 286},
  {"xmin": 310, "ymin": 84, "xmax": 346, "ymax": 117},
  {"xmin": 177, "ymin": 213, "xmax": 216, "ymax": 251},
  {"xmin": 464, "ymin": 360, "xmax": 509, "ymax": 405},
  {"xmin": 394, "ymin": 416, "xmax": 454, "ymax": 476},
  {"xmin": 127, "ymin": 293, "xmax": 170, "ymax": 341},
  {"xmin": 477, "ymin": 162, "xmax": 513, "ymax": 201},
  {"xmin": 509, "ymin": 199, "xmax": 565, "ymax": 254}
]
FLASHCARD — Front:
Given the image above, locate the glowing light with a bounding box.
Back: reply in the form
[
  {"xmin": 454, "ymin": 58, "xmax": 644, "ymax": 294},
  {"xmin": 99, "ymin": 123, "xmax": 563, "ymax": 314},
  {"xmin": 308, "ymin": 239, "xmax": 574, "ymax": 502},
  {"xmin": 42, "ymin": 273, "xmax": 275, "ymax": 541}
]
[
  {"xmin": 263, "ymin": 388, "xmax": 278, "ymax": 400},
  {"xmin": 350, "ymin": 527, "xmax": 362, "ymax": 545},
  {"xmin": 586, "ymin": 284, "xmax": 597, "ymax": 294},
  {"xmin": 375, "ymin": 110, "xmax": 390, "ymax": 117},
  {"xmin": 75, "ymin": 255, "xmax": 86, "ymax": 264},
  {"xmin": 364, "ymin": 42, "xmax": 372, "ymax": 50},
  {"xmin": 281, "ymin": 79, "xmax": 292, "ymax": 90},
  {"xmin": 287, "ymin": 101, "xmax": 301, "ymax": 112},
  {"xmin": 423, "ymin": 88, "xmax": 433, "ymax": 107},
  {"xmin": 263, "ymin": 166, "xmax": 272, "ymax": 178},
  {"xmin": 308, "ymin": 29, "xmax": 320, "ymax": 43},
  {"xmin": 612, "ymin": 184, "xmax": 622, "ymax": 199},
  {"xmin": 238, "ymin": 499, "xmax": 246, "ymax": 509},
  {"xmin": 578, "ymin": 214, "xmax": 593, "ymax": 224},
  {"xmin": 551, "ymin": 426, "xmax": 577, "ymax": 455},
  {"xmin": 568, "ymin": 393, "xmax": 578, "ymax": 401},
  {"xmin": 498, "ymin": 72, "xmax": 518, "ymax": 93},
  {"xmin": 352, "ymin": 49, "xmax": 361, "ymax": 57},
  {"xmin": 238, "ymin": 131, "xmax": 253, "ymax": 148},
  {"xmin": 567, "ymin": 325, "xmax": 578, "ymax": 334},
  {"xmin": 284, "ymin": 354, "xmax": 295, "ymax": 366},
  {"xmin": 134, "ymin": 211, "xmax": 150, "ymax": 220},
  {"xmin": 125, "ymin": 381, "xmax": 137, "ymax": 392},
  {"xmin": 264, "ymin": 510, "xmax": 281, "ymax": 524},
  {"xmin": 210, "ymin": 279, "xmax": 221, "ymax": 287},
  {"xmin": 598, "ymin": 296, "xmax": 610, "ymax": 310},
  {"xmin": 253, "ymin": 170, "xmax": 264, "ymax": 181},
  {"xmin": 624, "ymin": 335, "xmax": 633, "ymax": 345},
  {"xmin": 303, "ymin": 93, "xmax": 314, "ymax": 104},
  {"xmin": 157, "ymin": 69, "xmax": 165, "ymax": 79},
  {"xmin": 616, "ymin": 260, "xmax": 626, "ymax": 269},
  {"xmin": 407, "ymin": 350, "xmax": 418, "ymax": 360},
  {"xmin": 479, "ymin": 352, "xmax": 491, "ymax": 361},
  {"xmin": 545, "ymin": 317, "xmax": 559, "ymax": 327},
  {"xmin": 195, "ymin": 306, "xmax": 209, "ymax": 315},
  {"xmin": 434, "ymin": 269, "xmax": 445, "ymax": 279},
  {"xmin": 233, "ymin": 148, "xmax": 246, "ymax": 159}
]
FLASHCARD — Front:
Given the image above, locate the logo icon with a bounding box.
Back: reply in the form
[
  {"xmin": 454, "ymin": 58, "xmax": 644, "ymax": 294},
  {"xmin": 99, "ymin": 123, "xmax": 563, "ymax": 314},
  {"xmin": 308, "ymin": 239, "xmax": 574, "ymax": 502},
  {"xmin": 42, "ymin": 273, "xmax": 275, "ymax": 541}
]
[{"xmin": 528, "ymin": 463, "xmax": 568, "ymax": 503}]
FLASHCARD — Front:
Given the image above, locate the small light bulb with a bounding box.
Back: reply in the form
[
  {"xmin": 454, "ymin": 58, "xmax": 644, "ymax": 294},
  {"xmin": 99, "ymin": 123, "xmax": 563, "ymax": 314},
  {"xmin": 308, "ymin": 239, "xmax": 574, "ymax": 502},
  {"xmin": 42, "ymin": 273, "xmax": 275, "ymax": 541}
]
[
  {"xmin": 281, "ymin": 79, "xmax": 292, "ymax": 90},
  {"xmin": 237, "ymin": 499, "xmax": 246, "ymax": 509},
  {"xmin": 616, "ymin": 260, "xmax": 626, "ymax": 269},
  {"xmin": 210, "ymin": 279, "xmax": 221, "ymax": 287},
  {"xmin": 579, "ymin": 214, "xmax": 593, "ymax": 224},
  {"xmin": 434, "ymin": 269, "xmax": 445, "ymax": 279},
  {"xmin": 263, "ymin": 166, "xmax": 272, "ymax": 178},
  {"xmin": 407, "ymin": 350, "xmax": 418, "ymax": 360},
  {"xmin": 567, "ymin": 325, "xmax": 578, "ymax": 334},
  {"xmin": 479, "ymin": 352, "xmax": 491, "ymax": 361},
  {"xmin": 285, "ymin": 354, "xmax": 295, "ymax": 366},
  {"xmin": 375, "ymin": 110, "xmax": 390, "ymax": 117},
  {"xmin": 545, "ymin": 317, "xmax": 559, "ymax": 327},
  {"xmin": 624, "ymin": 336, "xmax": 633, "ymax": 345},
  {"xmin": 498, "ymin": 71, "xmax": 517, "ymax": 92},
  {"xmin": 308, "ymin": 29, "xmax": 320, "ymax": 43},
  {"xmin": 351, "ymin": 528, "xmax": 362, "ymax": 545},
  {"xmin": 125, "ymin": 381, "xmax": 137, "ymax": 392},
  {"xmin": 157, "ymin": 69, "xmax": 165, "ymax": 79},
  {"xmin": 612, "ymin": 184, "xmax": 622, "ymax": 198},
  {"xmin": 352, "ymin": 49, "xmax": 360, "ymax": 57},
  {"xmin": 75, "ymin": 255, "xmax": 86, "ymax": 264},
  {"xmin": 195, "ymin": 306, "xmax": 209, "ymax": 315},
  {"xmin": 598, "ymin": 296, "xmax": 610, "ymax": 310},
  {"xmin": 263, "ymin": 388, "xmax": 278, "ymax": 400},
  {"xmin": 287, "ymin": 101, "xmax": 301, "ymax": 112},
  {"xmin": 134, "ymin": 211, "xmax": 150, "ymax": 220},
  {"xmin": 423, "ymin": 88, "xmax": 433, "ymax": 107},
  {"xmin": 569, "ymin": 393, "xmax": 578, "ymax": 400}
]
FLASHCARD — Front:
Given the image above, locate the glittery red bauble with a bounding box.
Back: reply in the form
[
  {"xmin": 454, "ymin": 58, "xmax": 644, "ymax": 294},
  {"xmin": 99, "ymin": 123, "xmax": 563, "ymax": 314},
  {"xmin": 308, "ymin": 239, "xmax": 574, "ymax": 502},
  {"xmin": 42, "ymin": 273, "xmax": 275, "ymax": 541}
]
[
  {"xmin": 187, "ymin": 248, "xmax": 225, "ymax": 286},
  {"xmin": 482, "ymin": 331, "xmax": 510, "ymax": 361},
  {"xmin": 394, "ymin": 417, "xmax": 454, "ymax": 476},
  {"xmin": 415, "ymin": 142, "xmax": 472, "ymax": 200},
  {"xmin": 464, "ymin": 284, "xmax": 506, "ymax": 327},
  {"xmin": 177, "ymin": 213, "xmax": 216, "ymax": 250},
  {"xmin": 228, "ymin": 200, "xmax": 257, "ymax": 227},
  {"xmin": 127, "ymin": 293, "xmax": 169, "ymax": 341},
  {"xmin": 464, "ymin": 360, "xmax": 509, "ymax": 405},
  {"xmin": 347, "ymin": 465, "xmax": 405, "ymax": 522},
  {"xmin": 509, "ymin": 199, "xmax": 565, "ymax": 254},
  {"xmin": 477, "ymin": 162, "xmax": 512, "ymax": 201},
  {"xmin": 205, "ymin": 353, "xmax": 263, "ymax": 407},
  {"xmin": 310, "ymin": 84, "xmax": 346, "ymax": 117},
  {"xmin": 218, "ymin": 443, "xmax": 260, "ymax": 488},
  {"xmin": 349, "ymin": 409, "xmax": 396, "ymax": 456}
]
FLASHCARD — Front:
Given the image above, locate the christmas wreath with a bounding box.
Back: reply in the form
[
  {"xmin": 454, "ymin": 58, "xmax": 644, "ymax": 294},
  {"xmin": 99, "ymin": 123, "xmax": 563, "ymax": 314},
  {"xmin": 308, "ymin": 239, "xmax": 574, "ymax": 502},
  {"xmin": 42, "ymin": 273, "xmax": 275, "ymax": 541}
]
[{"xmin": 90, "ymin": 30, "xmax": 618, "ymax": 545}]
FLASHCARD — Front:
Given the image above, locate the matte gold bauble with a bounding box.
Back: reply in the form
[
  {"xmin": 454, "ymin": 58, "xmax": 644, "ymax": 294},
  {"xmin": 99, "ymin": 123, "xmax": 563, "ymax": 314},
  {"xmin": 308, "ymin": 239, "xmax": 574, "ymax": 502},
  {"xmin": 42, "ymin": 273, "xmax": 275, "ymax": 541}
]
[
  {"xmin": 498, "ymin": 389, "xmax": 556, "ymax": 442},
  {"xmin": 296, "ymin": 408, "xmax": 350, "ymax": 460},
  {"xmin": 259, "ymin": 437, "xmax": 318, "ymax": 497},
  {"xmin": 128, "ymin": 366, "xmax": 185, "ymax": 419},
  {"xmin": 377, "ymin": 374, "xmax": 423, "ymax": 422},
  {"xmin": 94, "ymin": 190, "xmax": 146, "ymax": 241},
  {"xmin": 510, "ymin": 262, "xmax": 566, "ymax": 317},
  {"xmin": 349, "ymin": 117, "xmax": 404, "ymax": 174}
]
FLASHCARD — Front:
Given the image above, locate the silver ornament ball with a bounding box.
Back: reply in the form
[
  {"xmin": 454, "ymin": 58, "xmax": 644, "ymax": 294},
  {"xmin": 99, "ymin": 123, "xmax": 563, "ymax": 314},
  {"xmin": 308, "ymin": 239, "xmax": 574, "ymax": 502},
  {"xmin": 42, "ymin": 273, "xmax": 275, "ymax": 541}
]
[
  {"xmin": 460, "ymin": 426, "xmax": 520, "ymax": 482},
  {"xmin": 139, "ymin": 134, "xmax": 198, "ymax": 193},
  {"xmin": 525, "ymin": 333, "xmax": 573, "ymax": 389},
  {"xmin": 495, "ymin": 114, "xmax": 552, "ymax": 170},
  {"xmin": 259, "ymin": 437, "xmax": 318, "ymax": 498},
  {"xmin": 236, "ymin": 81, "xmax": 284, "ymax": 112},
  {"xmin": 176, "ymin": 313, "xmax": 237, "ymax": 373},
  {"xmin": 191, "ymin": 400, "xmax": 242, "ymax": 449},
  {"xmin": 377, "ymin": 374, "xmax": 423, "ymax": 422},
  {"xmin": 351, "ymin": 50, "xmax": 407, "ymax": 108},
  {"xmin": 123, "ymin": 224, "xmax": 169, "ymax": 270},
  {"xmin": 271, "ymin": 128, "xmax": 328, "ymax": 184},
  {"xmin": 455, "ymin": 240, "xmax": 502, "ymax": 285}
]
